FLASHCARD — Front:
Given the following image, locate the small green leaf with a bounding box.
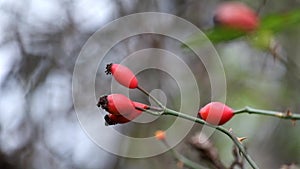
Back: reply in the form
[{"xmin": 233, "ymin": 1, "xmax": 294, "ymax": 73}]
[
  {"xmin": 260, "ymin": 9, "xmax": 300, "ymax": 32},
  {"xmin": 248, "ymin": 30, "xmax": 274, "ymax": 50}
]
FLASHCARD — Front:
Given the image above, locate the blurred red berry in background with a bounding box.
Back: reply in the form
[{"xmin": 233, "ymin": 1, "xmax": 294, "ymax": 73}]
[{"xmin": 214, "ymin": 2, "xmax": 259, "ymax": 32}]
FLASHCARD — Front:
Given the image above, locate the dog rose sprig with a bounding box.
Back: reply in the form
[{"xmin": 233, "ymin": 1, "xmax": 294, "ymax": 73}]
[{"xmin": 98, "ymin": 63, "xmax": 300, "ymax": 169}]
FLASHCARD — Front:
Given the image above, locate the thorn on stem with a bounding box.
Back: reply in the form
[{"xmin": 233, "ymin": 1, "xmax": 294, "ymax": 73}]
[
  {"xmin": 286, "ymin": 109, "xmax": 292, "ymax": 117},
  {"xmin": 237, "ymin": 137, "xmax": 247, "ymax": 143}
]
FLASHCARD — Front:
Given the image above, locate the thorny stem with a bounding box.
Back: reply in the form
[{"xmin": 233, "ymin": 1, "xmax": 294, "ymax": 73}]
[
  {"xmin": 268, "ymin": 45, "xmax": 300, "ymax": 81},
  {"xmin": 137, "ymin": 86, "xmax": 166, "ymax": 109},
  {"xmin": 163, "ymin": 108, "xmax": 259, "ymax": 169},
  {"xmin": 234, "ymin": 107, "xmax": 300, "ymax": 120},
  {"xmin": 140, "ymin": 105, "xmax": 300, "ymax": 169},
  {"xmin": 141, "ymin": 108, "xmax": 259, "ymax": 169}
]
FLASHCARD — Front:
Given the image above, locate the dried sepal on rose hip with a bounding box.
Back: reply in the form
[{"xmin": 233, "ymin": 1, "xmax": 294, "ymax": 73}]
[
  {"xmin": 104, "ymin": 114, "xmax": 130, "ymax": 125},
  {"xmin": 198, "ymin": 102, "xmax": 234, "ymax": 125},
  {"xmin": 106, "ymin": 63, "xmax": 138, "ymax": 89},
  {"xmin": 214, "ymin": 2, "xmax": 259, "ymax": 32}
]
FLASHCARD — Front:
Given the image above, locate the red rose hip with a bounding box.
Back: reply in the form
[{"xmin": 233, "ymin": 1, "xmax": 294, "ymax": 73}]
[
  {"xmin": 198, "ymin": 102, "xmax": 233, "ymax": 125},
  {"xmin": 97, "ymin": 94, "xmax": 135, "ymax": 116},
  {"xmin": 102, "ymin": 101, "xmax": 148, "ymax": 125},
  {"xmin": 97, "ymin": 94, "xmax": 150, "ymax": 125},
  {"xmin": 106, "ymin": 63, "xmax": 138, "ymax": 89},
  {"xmin": 123, "ymin": 101, "xmax": 148, "ymax": 120},
  {"xmin": 214, "ymin": 2, "xmax": 259, "ymax": 32}
]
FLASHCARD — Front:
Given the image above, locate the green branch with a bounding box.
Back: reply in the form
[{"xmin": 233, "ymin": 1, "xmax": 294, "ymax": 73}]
[
  {"xmin": 234, "ymin": 107, "xmax": 300, "ymax": 120},
  {"xmin": 163, "ymin": 108, "xmax": 259, "ymax": 169},
  {"xmin": 137, "ymin": 86, "xmax": 166, "ymax": 109},
  {"xmin": 141, "ymin": 105, "xmax": 300, "ymax": 169}
]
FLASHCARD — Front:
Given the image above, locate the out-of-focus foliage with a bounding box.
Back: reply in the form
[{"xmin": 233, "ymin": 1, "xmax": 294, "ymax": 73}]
[{"xmin": 186, "ymin": 8, "xmax": 300, "ymax": 45}]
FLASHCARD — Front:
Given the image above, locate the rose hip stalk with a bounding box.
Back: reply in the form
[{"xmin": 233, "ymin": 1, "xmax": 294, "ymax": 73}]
[
  {"xmin": 106, "ymin": 63, "xmax": 138, "ymax": 89},
  {"xmin": 214, "ymin": 2, "xmax": 259, "ymax": 32},
  {"xmin": 132, "ymin": 101, "xmax": 149, "ymax": 111},
  {"xmin": 198, "ymin": 102, "xmax": 234, "ymax": 125}
]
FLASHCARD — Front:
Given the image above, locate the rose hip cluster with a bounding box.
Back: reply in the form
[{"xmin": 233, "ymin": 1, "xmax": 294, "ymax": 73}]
[
  {"xmin": 97, "ymin": 64, "xmax": 148, "ymax": 125},
  {"xmin": 97, "ymin": 63, "xmax": 234, "ymax": 126},
  {"xmin": 97, "ymin": 2, "xmax": 261, "ymax": 125}
]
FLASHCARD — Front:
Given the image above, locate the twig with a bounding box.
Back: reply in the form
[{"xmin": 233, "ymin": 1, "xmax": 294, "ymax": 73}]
[
  {"xmin": 190, "ymin": 133, "xmax": 227, "ymax": 169},
  {"xmin": 137, "ymin": 86, "xmax": 166, "ymax": 109},
  {"xmin": 135, "ymin": 107, "xmax": 161, "ymax": 116},
  {"xmin": 256, "ymin": 0, "xmax": 268, "ymax": 15},
  {"xmin": 230, "ymin": 146, "xmax": 244, "ymax": 169},
  {"xmin": 234, "ymin": 107, "xmax": 300, "ymax": 120}
]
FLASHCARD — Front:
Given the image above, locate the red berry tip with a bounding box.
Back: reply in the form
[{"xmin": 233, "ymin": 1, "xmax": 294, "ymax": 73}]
[{"xmin": 155, "ymin": 130, "xmax": 166, "ymax": 141}]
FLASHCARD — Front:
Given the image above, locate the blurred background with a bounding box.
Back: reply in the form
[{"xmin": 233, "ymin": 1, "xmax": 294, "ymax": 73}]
[{"xmin": 0, "ymin": 0, "xmax": 300, "ymax": 169}]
